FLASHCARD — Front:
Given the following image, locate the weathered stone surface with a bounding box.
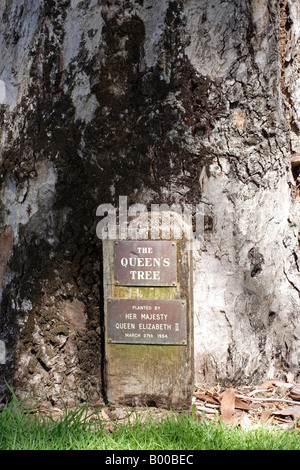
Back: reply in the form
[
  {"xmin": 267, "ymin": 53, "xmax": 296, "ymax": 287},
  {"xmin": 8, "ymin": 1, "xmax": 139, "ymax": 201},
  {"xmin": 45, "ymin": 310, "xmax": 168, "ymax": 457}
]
[{"xmin": 0, "ymin": 0, "xmax": 299, "ymax": 405}]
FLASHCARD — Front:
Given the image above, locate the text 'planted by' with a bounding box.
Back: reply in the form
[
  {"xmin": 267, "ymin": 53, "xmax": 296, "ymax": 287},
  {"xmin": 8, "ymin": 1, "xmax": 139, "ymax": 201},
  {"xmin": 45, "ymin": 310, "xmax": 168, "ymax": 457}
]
[{"xmin": 107, "ymin": 299, "xmax": 186, "ymax": 345}]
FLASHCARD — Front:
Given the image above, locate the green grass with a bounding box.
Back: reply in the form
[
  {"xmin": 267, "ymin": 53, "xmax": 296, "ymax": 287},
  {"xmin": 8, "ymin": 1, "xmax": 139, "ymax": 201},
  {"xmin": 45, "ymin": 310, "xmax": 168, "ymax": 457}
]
[{"xmin": 0, "ymin": 391, "xmax": 299, "ymax": 450}]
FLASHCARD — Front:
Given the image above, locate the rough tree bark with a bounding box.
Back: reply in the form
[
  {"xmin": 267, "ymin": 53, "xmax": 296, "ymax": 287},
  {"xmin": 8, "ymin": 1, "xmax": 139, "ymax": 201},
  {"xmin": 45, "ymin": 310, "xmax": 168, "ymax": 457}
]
[{"xmin": 0, "ymin": 0, "xmax": 299, "ymax": 407}]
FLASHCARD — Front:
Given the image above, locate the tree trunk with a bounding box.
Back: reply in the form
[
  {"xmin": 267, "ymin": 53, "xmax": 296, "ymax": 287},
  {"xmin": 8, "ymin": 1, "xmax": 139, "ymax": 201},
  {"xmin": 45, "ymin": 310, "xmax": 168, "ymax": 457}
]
[{"xmin": 0, "ymin": 0, "xmax": 299, "ymax": 406}]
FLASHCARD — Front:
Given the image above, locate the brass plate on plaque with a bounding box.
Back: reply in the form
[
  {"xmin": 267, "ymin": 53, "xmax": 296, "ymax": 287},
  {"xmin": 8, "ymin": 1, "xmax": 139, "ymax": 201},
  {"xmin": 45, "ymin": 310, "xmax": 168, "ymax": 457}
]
[
  {"xmin": 114, "ymin": 240, "xmax": 177, "ymax": 286},
  {"xmin": 107, "ymin": 299, "xmax": 187, "ymax": 345}
]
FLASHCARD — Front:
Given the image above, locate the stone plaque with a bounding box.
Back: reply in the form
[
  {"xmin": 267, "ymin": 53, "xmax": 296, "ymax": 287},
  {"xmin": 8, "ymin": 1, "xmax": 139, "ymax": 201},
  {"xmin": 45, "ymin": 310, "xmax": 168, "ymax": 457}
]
[
  {"xmin": 107, "ymin": 299, "xmax": 186, "ymax": 345},
  {"xmin": 114, "ymin": 240, "xmax": 177, "ymax": 286}
]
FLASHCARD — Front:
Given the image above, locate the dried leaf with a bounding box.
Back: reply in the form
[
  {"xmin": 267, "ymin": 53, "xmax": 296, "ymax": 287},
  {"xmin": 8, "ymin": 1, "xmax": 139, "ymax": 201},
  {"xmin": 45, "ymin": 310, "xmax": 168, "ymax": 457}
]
[
  {"xmin": 260, "ymin": 410, "xmax": 273, "ymax": 424},
  {"xmin": 193, "ymin": 393, "xmax": 220, "ymax": 405},
  {"xmin": 273, "ymin": 406, "xmax": 300, "ymax": 420},
  {"xmin": 289, "ymin": 385, "xmax": 300, "ymax": 401},
  {"xmin": 238, "ymin": 414, "xmax": 252, "ymax": 429},
  {"xmin": 220, "ymin": 388, "xmax": 235, "ymax": 424},
  {"xmin": 112, "ymin": 407, "xmax": 128, "ymax": 420},
  {"xmin": 234, "ymin": 397, "xmax": 251, "ymax": 411},
  {"xmin": 101, "ymin": 409, "xmax": 111, "ymax": 421},
  {"xmin": 258, "ymin": 380, "xmax": 284, "ymax": 390}
]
